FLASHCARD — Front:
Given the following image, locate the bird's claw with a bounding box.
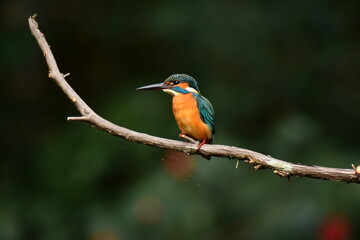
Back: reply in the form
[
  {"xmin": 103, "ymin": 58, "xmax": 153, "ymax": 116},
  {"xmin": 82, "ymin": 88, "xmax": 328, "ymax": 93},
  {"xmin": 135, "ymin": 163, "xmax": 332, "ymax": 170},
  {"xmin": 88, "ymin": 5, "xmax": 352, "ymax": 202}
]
[
  {"xmin": 196, "ymin": 139, "xmax": 207, "ymax": 151},
  {"xmin": 179, "ymin": 134, "xmax": 210, "ymax": 159}
]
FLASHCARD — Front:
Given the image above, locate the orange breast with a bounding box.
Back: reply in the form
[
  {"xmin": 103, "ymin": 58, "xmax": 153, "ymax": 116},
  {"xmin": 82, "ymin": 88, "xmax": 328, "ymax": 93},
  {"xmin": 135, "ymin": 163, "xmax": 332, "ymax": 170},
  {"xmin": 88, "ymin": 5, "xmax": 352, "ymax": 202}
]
[{"xmin": 172, "ymin": 93, "xmax": 212, "ymax": 142}]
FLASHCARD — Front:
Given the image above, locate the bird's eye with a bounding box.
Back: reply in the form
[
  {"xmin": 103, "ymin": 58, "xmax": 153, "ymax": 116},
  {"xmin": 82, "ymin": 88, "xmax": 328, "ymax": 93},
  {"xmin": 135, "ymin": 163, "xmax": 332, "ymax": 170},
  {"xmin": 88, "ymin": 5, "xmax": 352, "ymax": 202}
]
[{"xmin": 173, "ymin": 81, "xmax": 179, "ymax": 85}]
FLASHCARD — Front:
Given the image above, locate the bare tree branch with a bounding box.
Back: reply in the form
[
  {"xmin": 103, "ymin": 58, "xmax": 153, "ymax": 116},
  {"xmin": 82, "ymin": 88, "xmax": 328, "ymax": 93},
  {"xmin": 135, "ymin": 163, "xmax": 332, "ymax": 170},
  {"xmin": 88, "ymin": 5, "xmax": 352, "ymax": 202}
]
[{"xmin": 28, "ymin": 15, "xmax": 360, "ymax": 184}]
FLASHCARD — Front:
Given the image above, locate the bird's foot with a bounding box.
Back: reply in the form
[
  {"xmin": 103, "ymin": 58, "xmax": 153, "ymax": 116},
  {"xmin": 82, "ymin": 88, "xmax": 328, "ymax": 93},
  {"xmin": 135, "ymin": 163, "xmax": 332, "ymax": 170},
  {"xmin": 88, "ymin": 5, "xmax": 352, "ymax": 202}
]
[
  {"xmin": 197, "ymin": 139, "xmax": 211, "ymax": 160},
  {"xmin": 196, "ymin": 139, "xmax": 207, "ymax": 151},
  {"xmin": 179, "ymin": 134, "xmax": 210, "ymax": 160}
]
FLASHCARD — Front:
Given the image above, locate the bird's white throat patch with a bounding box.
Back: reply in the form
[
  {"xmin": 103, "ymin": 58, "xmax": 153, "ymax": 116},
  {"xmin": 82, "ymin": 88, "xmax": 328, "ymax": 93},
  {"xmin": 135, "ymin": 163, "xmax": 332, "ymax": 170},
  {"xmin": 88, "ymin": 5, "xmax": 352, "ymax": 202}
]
[
  {"xmin": 162, "ymin": 87, "xmax": 199, "ymax": 96},
  {"xmin": 185, "ymin": 87, "xmax": 199, "ymax": 94},
  {"xmin": 162, "ymin": 89, "xmax": 180, "ymax": 96}
]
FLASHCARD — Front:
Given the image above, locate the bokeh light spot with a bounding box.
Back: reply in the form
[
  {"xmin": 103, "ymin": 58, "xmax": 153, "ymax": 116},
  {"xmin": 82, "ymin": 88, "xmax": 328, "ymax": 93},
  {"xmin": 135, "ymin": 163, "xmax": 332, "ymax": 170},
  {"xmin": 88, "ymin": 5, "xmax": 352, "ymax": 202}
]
[
  {"xmin": 163, "ymin": 150, "xmax": 196, "ymax": 179},
  {"xmin": 133, "ymin": 195, "xmax": 163, "ymax": 226}
]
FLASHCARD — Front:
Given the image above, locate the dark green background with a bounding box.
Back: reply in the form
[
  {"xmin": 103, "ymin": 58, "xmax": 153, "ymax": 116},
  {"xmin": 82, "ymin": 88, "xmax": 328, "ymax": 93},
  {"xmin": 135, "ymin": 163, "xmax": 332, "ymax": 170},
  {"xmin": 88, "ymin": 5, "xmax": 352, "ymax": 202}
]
[{"xmin": 2, "ymin": 0, "xmax": 360, "ymax": 239}]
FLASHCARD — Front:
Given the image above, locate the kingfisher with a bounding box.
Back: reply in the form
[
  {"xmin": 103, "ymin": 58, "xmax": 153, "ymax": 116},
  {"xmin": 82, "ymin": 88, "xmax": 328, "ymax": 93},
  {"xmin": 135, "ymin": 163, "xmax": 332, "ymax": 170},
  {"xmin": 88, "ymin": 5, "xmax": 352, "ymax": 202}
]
[{"xmin": 136, "ymin": 74, "xmax": 215, "ymax": 150}]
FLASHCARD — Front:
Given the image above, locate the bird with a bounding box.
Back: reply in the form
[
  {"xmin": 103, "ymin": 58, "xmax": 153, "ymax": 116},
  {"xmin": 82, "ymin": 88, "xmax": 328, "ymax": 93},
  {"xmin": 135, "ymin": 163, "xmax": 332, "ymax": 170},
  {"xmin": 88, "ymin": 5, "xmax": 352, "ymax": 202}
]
[{"xmin": 136, "ymin": 74, "xmax": 215, "ymax": 150}]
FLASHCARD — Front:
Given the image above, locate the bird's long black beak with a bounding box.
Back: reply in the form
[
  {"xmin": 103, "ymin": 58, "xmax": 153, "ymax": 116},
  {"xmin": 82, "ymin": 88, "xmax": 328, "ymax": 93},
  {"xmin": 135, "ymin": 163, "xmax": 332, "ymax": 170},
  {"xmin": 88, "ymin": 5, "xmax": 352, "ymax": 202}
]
[{"xmin": 136, "ymin": 82, "xmax": 170, "ymax": 91}]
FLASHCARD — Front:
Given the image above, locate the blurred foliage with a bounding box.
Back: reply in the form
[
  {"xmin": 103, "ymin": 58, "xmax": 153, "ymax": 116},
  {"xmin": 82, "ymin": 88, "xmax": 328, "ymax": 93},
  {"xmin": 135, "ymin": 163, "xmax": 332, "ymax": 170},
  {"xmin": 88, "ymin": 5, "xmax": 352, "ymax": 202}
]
[{"xmin": 1, "ymin": 0, "xmax": 360, "ymax": 239}]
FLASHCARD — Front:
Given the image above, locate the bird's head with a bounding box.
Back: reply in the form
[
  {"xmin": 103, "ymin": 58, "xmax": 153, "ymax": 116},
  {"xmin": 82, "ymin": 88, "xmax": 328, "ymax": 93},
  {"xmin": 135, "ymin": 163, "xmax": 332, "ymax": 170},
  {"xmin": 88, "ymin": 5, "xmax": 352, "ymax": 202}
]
[{"xmin": 136, "ymin": 74, "xmax": 200, "ymax": 96}]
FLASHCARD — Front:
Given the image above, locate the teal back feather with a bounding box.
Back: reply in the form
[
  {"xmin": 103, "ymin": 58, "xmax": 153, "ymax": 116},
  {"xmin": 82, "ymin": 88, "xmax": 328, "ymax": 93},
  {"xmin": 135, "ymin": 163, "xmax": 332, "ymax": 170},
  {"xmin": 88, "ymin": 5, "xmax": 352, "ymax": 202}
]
[{"xmin": 193, "ymin": 93, "xmax": 215, "ymax": 140}]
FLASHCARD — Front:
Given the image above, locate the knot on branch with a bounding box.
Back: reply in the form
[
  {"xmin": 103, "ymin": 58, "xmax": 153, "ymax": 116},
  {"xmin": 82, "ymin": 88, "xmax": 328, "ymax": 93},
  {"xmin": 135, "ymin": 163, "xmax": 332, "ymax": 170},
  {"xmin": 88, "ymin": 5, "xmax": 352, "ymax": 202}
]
[
  {"xmin": 253, "ymin": 164, "xmax": 264, "ymax": 170},
  {"xmin": 352, "ymin": 164, "xmax": 360, "ymax": 175},
  {"xmin": 273, "ymin": 170, "xmax": 291, "ymax": 178}
]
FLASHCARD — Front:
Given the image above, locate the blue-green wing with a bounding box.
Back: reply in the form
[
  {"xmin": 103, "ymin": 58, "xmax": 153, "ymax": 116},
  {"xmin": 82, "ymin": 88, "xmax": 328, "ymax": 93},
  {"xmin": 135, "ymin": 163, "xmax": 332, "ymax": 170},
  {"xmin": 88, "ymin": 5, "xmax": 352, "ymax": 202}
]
[{"xmin": 194, "ymin": 94, "xmax": 215, "ymax": 135}]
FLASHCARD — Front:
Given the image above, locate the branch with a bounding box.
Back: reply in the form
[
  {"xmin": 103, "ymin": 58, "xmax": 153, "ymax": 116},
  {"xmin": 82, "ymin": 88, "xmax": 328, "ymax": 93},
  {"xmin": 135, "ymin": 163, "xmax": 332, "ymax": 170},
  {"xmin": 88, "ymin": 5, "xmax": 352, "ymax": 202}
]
[{"xmin": 28, "ymin": 15, "xmax": 360, "ymax": 184}]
